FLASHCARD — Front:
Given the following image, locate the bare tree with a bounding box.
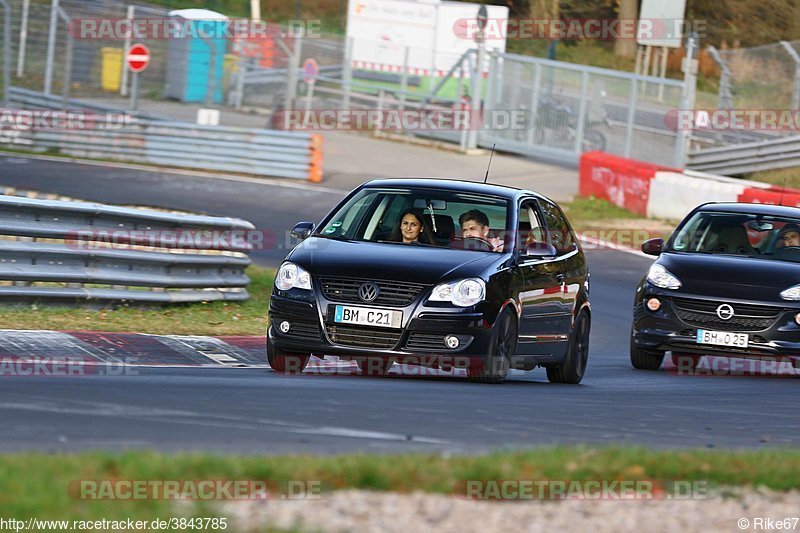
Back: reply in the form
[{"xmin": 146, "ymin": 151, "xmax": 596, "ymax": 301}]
[{"xmin": 614, "ymin": 0, "xmax": 638, "ymax": 58}]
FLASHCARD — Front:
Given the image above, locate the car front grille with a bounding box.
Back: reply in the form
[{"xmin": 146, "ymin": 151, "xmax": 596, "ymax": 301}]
[
  {"xmin": 669, "ymin": 297, "xmax": 782, "ymax": 332},
  {"xmin": 320, "ymin": 278, "xmax": 426, "ymax": 307},
  {"xmin": 325, "ymin": 324, "xmax": 403, "ymax": 349},
  {"xmin": 406, "ymin": 333, "xmax": 448, "ymax": 351}
]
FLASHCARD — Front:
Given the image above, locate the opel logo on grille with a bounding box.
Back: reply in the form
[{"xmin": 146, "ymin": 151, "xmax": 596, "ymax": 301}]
[
  {"xmin": 358, "ymin": 282, "xmax": 380, "ymax": 302},
  {"xmin": 716, "ymin": 304, "xmax": 735, "ymax": 320}
]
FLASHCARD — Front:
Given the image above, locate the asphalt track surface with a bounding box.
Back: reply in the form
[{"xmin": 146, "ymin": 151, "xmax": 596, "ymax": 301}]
[{"xmin": 0, "ymin": 155, "xmax": 798, "ymax": 454}]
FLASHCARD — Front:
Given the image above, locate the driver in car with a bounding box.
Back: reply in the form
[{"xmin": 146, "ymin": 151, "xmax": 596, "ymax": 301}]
[
  {"xmin": 459, "ymin": 209, "xmax": 504, "ymax": 252},
  {"xmin": 775, "ymin": 223, "xmax": 800, "ymax": 260}
]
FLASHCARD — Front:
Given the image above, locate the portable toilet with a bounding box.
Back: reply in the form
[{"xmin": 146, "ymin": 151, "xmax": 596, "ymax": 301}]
[{"xmin": 164, "ymin": 9, "xmax": 228, "ymax": 104}]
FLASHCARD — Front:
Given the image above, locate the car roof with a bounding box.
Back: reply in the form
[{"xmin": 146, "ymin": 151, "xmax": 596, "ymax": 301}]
[
  {"xmin": 697, "ymin": 202, "xmax": 800, "ymax": 217},
  {"xmin": 361, "ymin": 177, "xmax": 546, "ymax": 201}
]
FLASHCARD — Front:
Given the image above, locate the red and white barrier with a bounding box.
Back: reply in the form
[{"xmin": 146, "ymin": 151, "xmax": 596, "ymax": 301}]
[{"xmin": 579, "ymin": 152, "xmax": 800, "ymax": 220}]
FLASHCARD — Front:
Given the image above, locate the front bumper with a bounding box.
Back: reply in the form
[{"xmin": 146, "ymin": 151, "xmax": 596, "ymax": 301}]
[
  {"xmin": 268, "ymin": 288, "xmax": 496, "ymax": 364},
  {"xmin": 632, "ymin": 287, "xmax": 800, "ymax": 363}
]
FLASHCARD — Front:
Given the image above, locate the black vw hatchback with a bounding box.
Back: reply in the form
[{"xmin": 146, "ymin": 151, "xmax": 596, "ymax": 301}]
[
  {"xmin": 631, "ymin": 202, "xmax": 800, "ymax": 371},
  {"xmin": 268, "ymin": 178, "xmax": 591, "ymax": 384}
]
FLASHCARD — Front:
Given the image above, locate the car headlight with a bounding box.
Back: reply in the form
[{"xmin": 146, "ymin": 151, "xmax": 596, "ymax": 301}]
[
  {"xmin": 646, "ymin": 264, "xmax": 681, "ymax": 290},
  {"xmin": 275, "ymin": 262, "xmax": 312, "ymax": 291},
  {"xmin": 780, "ymin": 284, "xmax": 800, "ymax": 301},
  {"xmin": 430, "ymin": 278, "xmax": 486, "ymax": 307}
]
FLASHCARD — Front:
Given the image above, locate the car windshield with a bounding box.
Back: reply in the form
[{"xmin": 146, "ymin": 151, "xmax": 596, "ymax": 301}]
[
  {"xmin": 668, "ymin": 211, "xmax": 800, "ymax": 263},
  {"xmin": 316, "ymin": 187, "xmax": 510, "ymax": 252}
]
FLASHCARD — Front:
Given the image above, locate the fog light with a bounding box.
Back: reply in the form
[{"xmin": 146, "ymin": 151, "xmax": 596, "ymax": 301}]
[
  {"xmin": 279, "ymin": 321, "xmax": 291, "ymax": 333},
  {"xmin": 795, "ymin": 313, "xmax": 800, "ymax": 326},
  {"xmin": 646, "ymin": 298, "xmax": 662, "ymax": 312},
  {"xmin": 445, "ymin": 335, "xmax": 460, "ymax": 349}
]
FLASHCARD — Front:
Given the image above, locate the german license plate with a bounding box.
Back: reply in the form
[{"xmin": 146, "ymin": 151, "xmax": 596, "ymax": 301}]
[
  {"xmin": 334, "ymin": 305, "xmax": 402, "ymax": 328},
  {"xmin": 696, "ymin": 329, "xmax": 749, "ymax": 348}
]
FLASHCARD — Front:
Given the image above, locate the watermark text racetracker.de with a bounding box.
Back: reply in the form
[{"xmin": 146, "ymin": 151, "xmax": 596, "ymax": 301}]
[
  {"xmin": 453, "ymin": 18, "xmax": 707, "ymax": 42},
  {"xmin": 278, "ymin": 109, "xmax": 531, "ymax": 132},
  {"xmin": 668, "ymin": 109, "xmax": 800, "ymax": 132},
  {"xmin": 0, "ymin": 109, "xmax": 139, "ymax": 131},
  {"xmin": 70, "ymin": 479, "xmax": 323, "ymax": 501},
  {"xmin": 0, "ymin": 357, "xmax": 139, "ymax": 377},
  {"xmin": 454, "ymin": 479, "xmax": 714, "ymax": 500},
  {"xmin": 68, "ymin": 18, "xmax": 321, "ymax": 40}
]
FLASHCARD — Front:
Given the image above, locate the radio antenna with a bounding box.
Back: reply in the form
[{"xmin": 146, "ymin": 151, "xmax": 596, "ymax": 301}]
[
  {"xmin": 778, "ymin": 175, "xmax": 788, "ymax": 206},
  {"xmin": 483, "ymin": 144, "xmax": 496, "ymax": 184}
]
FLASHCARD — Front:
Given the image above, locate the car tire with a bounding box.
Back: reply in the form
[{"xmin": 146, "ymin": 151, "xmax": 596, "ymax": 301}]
[
  {"xmin": 629, "ymin": 330, "xmax": 665, "ymax": 370},
  {"xmin": 467, "ymin": 308, "xmax": 517, "ymax": 384},
  {"xmin": 357, "ymin": 358, "xmax": 394, "ymax": 376},
  {"xmin": 671, "ymin": 353, "xmax": 703, "ymax": 371},
  {"xmin": 267, "ymin": 337, "xmax": 310, "ymax": 374},
  {"xmin": 547, "ymin": 311, "xmax": 591, "ymax": 384}
]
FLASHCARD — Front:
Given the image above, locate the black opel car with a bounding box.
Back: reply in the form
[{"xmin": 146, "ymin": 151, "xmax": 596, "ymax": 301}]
[
  {"xmin": 631, "ymin": 202, "xmax": 800, "ymax": 371},
  {"xmin": 268, "ymin": 178, "xmax": 591, "ymax": 384}
]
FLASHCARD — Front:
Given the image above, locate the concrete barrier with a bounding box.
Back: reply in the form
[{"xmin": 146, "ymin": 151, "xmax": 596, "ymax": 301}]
[{"xmin": 580, "ymin": 152, "xmax": 800, "ymax": 220}]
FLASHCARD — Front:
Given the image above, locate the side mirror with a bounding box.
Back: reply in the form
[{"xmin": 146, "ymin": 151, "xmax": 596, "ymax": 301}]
[
  {"xmin": 525, "ymin": 242, "xmax": 558, "ymax": 258},
  {"xmin": 291, "ymin": 222, "xmax": 315, "ymax": 240},
  {"xmin": 641, "ymin": 238, "xmax": 664, "ymax": 256}
]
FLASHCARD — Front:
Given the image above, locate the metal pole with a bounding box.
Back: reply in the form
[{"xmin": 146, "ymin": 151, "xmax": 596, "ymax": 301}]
[
  {"xmin": 573, "ymin": 70, "xmax": 589, "ymax": 154},
  {"xmin": 707, "ymin": 46, "xmax": 732, "ymax": 110},
  {"xmin": 657, "ymin": 46, "xmax": 668, "ymax": 102},
  {"xmin": 466, "ymin": 43, "xmax": 484, "ymax": 149},
  {"xmin": 0, "ymin": 0, "xmax": 9, "ymax": 104},
  {"xmin": 342, "ymin": 36, "xmax": 353, "ymax": 111},
  {"xmin": 16, "ymin": 0, "xmax": 29, "ymax": 78},
  {"xmin": 201, "ymin": 35, "xmax": 217, "ymax": 106},
  {"xmin": 234, "ymin": 56, "xmax": 246, "ymax": 109},
  {"xmin": 120, "ymin": 5, "xmax": 134, "ymax": 96},
  {"xmin": 130, "ymin": 71, "xmax": 140, "ymax": 111},
  {"xmin": 284, "ymin": 31, "xmax": 302, "ymax": 111},
  {"xmin": 624, "ymin": 78, "xmax": 638, "ymax": 157},
  {"xmin": 527, "ymin": 61, "xmax": 541, "ymax": 145},
  {"xmin": 674, "ymin": 33, "xmax": 698, "ymax": 168},
  {"xmin": 58, "ymin": 7, "xmax": 72, "ymax": 107},
  {"xmin": 399, "ymin": 46, "xmax": 409, "ymax": 113},
  {"xmin": 780, "ymin": 41, "xmax": 800, "ymax": 110},
  {"xmin": 44, "ymin": 0, "xmax": 59, "ymax": 95}
]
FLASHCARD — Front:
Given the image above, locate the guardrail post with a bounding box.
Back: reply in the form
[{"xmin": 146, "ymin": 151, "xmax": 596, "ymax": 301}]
[
  {"xmin": 0, "ymin": 0, "xmax": 10, "ymax": 105},
  {"xmin": 781, "ymin": 41, "xmax": 800, "ymax": 110}
]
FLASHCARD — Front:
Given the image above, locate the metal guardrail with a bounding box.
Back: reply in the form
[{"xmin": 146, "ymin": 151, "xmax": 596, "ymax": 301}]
[
  {"xmin": 0, "ymin": 114, "xmax": 324, "ymax": 182},
  {"xmin": 0, "ymin": 194, "xmax": 256, "ymax": 304},
  {"xmin": 687, "ymin": 135, "xmax": 800, "ymax": 175},
  {"xmin": 8, "ymin": 86, "xmax": 157, "ymax": 117}
]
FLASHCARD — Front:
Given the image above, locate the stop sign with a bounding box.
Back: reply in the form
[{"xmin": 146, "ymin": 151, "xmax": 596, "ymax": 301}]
[{"xmin": 127, "ymin": 44, "xmax": 150, "ymax": 73}]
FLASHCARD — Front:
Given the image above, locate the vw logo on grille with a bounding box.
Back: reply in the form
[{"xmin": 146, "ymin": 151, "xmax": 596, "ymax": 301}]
[
  {"xmin": 358, "ymin": 282, "xmax": 380, "ymax": 302},
  {"xmin": 716, "ymin": 304, "xmax": 735, "ymax": 320}
]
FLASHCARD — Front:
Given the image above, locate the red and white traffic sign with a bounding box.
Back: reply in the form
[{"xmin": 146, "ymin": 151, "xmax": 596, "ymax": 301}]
[{"xmin": 127, "ymin": 44, "xmax": 150, "ymax": 73}]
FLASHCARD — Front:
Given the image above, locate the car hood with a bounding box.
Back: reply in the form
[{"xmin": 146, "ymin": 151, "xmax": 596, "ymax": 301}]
[
  {"xmin": 658, "ymin": 252, "xmax": 800, "ymax": 301},
  {"xmin": 287, "ymin": 237, "xmax": 503, "ymax": 285}
]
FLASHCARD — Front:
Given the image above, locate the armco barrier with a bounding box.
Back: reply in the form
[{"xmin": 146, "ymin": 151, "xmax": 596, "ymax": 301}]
[
  {"xmin": 579, "ymin": 152, "xmax": 680, "ymax": 216},
  {"xmin": 0, "ymin": 195, "xmax": 255, "ymax": 304},
  {"xmin": 580, "ymin": 153, "xmax": 800, "ymax": 221},
  {"xmin": 4, "ymin": 87, "xmax": 323, "ymax": 182}
]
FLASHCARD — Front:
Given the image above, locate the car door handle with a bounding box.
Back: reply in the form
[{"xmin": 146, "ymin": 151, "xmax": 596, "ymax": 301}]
[{"xmin": 556, "ymin": 273, "xmax": 565, "ymax": 283}]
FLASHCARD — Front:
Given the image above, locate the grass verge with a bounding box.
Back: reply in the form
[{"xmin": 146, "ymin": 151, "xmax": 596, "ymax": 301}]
[
  {"xmin": 745, "ymin": 168, "xmax": 800, "ymax": 190},
  {"xmin": 2, "ymin": 447, "xmax": 800, "ymax": 518},
  {"xmin": 563, "ymin": 197, "xmax": 676, "ymax": 250},
  {"xmin": 0, "ymin": 266, "xmax": 273, "ymax": 336}
]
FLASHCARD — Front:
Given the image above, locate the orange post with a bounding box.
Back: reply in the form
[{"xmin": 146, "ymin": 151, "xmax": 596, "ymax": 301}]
[{"xmin": 308, "ymin": 134, "xmax": 323, "ymax": 183}]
